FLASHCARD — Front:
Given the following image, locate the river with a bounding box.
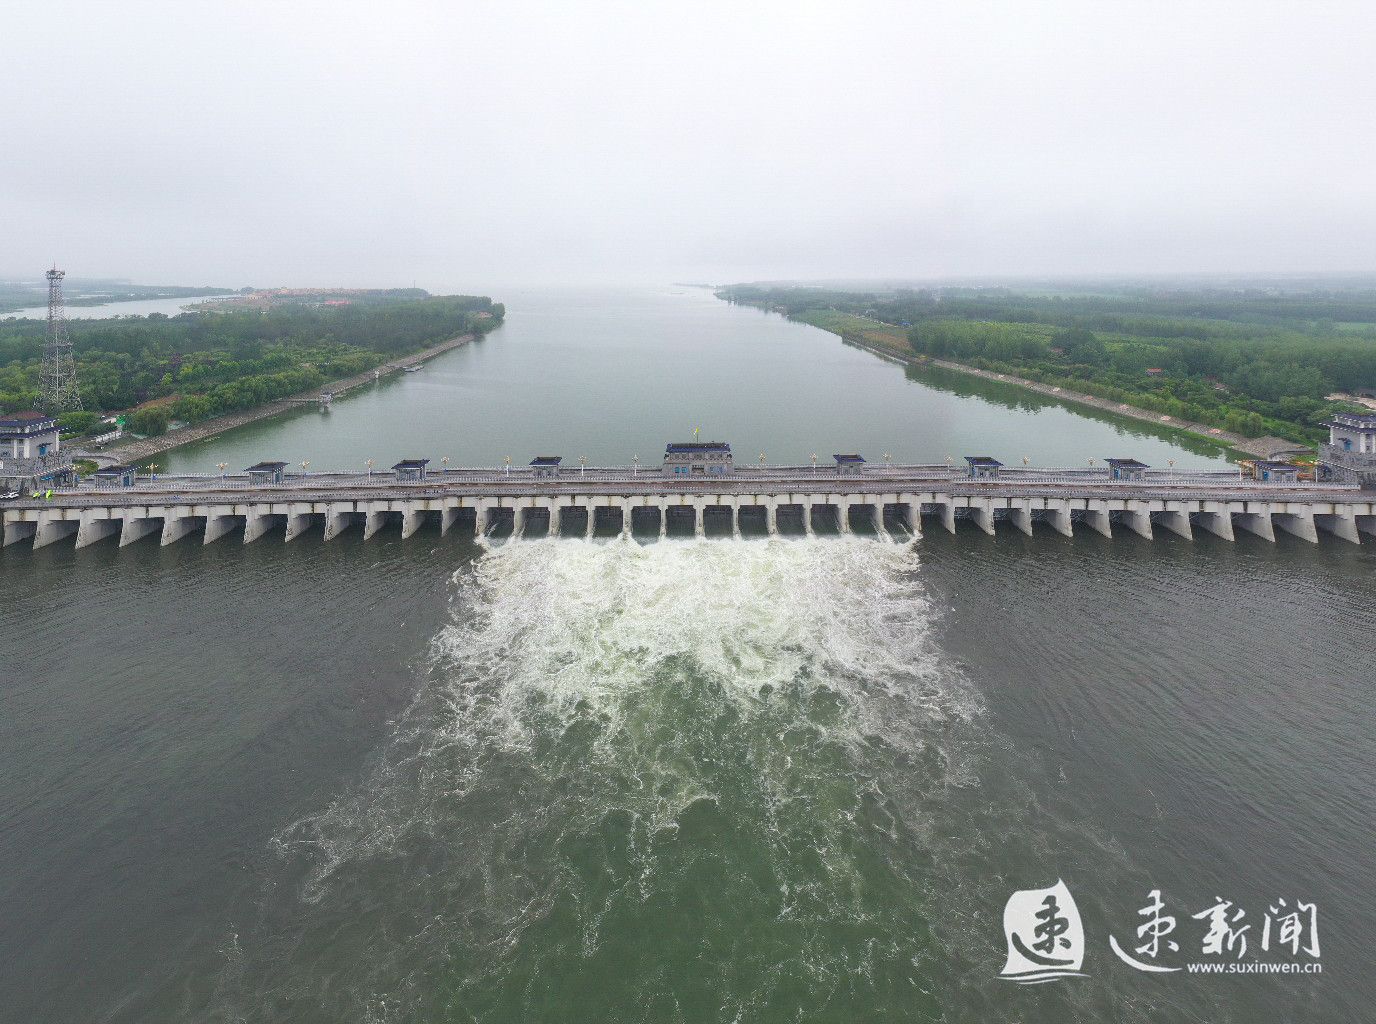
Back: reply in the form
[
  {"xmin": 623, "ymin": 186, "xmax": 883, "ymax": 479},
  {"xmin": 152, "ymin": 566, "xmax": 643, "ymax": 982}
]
[
  {"xmin": 154, "ymin": 286, "xmax": 1235, "ymax": 473},
  {"xmin": 3, "ymin": 293, "xmax": 231, "ymax": 320},
  {"xmin": 0, "ymin": 287, "xmax": 1370, "ymax": 1024}
]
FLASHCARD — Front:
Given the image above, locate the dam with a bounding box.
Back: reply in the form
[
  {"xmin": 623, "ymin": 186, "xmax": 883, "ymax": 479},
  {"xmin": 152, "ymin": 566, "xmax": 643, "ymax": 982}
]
[{"xmin": 3, "ymin": 441, "xmax": 1374, "ymax": 550}]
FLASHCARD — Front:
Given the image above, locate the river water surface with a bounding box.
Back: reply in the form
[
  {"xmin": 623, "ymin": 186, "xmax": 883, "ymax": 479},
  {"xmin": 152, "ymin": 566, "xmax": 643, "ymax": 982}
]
[
  {"xmin": 1, "ymin": 288, "xmax": 1371, "ymax": 1023},
  {"xmin": 4, "ymin": 293, "xmax": 233, "ymax": 320}
]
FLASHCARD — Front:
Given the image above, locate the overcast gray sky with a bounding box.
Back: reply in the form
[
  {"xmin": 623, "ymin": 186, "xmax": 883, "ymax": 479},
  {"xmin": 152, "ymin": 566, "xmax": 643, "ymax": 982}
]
[{"xmin": 4, "ymin": 0, "xmax": 1375, "ymax": 291}]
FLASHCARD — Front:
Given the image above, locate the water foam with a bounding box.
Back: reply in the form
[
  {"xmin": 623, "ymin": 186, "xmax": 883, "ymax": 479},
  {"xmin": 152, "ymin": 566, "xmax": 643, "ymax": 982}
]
[
  {"xmin": 434, "ymin": 536, "xmax": 971, "ymax": 744},
  {"xmin": 233, "ymin": 537, "xmax": 986, "ymax": 1022}
]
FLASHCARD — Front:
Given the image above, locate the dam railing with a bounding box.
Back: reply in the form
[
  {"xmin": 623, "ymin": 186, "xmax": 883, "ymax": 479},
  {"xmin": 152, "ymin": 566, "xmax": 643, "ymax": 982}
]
[{"xmin": 55, "ymin": 462, "xmax": 1348, "ymax": 496}]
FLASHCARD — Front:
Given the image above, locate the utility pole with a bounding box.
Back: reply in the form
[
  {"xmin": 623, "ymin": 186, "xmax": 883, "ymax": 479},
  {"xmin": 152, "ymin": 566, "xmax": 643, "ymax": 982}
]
[{"xmin": 37, "ymin": 266, "xmax": 82, "ymax": 413}]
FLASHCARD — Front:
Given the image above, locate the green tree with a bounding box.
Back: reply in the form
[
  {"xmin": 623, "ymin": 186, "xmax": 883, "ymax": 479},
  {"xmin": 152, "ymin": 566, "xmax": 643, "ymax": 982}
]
[
  {"xmin": 1056, "ymin": 328, "xmax": 1109, "ymax": 366},
  {"xmin": 129, "ymin": 407, "xmax": 169, "ymax": 436},
  {"xmin": 57, "ymin": 410, "xmax": 100, "ymax": 435}
]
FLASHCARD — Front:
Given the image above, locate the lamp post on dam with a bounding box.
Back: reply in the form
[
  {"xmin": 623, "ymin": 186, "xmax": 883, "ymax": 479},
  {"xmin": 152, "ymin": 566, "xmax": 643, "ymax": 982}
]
[{"xmin": 3, "ymin": 439, "xmax": 1374, "ymax": 550}]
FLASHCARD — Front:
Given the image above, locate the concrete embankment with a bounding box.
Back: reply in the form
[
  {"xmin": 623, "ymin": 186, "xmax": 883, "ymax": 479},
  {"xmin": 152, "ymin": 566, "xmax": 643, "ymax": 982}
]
[{"xmin": 95, "ymin": 332, "xmax": 479, "ymax": 465}]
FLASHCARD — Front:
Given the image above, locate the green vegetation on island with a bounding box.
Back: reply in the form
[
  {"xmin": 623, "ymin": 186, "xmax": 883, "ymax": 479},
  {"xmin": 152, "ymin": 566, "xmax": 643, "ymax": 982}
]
[
  {"xmin": 0, "ymin": 293, "xmax": 503, "ymax": 435},
  {"xmin": 718, "ymin": 283, "xmax": 1376, "ymax": 444}
]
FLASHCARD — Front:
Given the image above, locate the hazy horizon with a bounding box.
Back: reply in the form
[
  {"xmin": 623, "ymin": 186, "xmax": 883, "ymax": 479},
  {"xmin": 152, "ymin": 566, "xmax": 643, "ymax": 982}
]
[
  {"xmin": 12, "ymin": 272, "xmax": 1376, "ymax": 300},
  {"xmin": 5, "ymin": 1, "xmax": 1375, "ymax": 291}
]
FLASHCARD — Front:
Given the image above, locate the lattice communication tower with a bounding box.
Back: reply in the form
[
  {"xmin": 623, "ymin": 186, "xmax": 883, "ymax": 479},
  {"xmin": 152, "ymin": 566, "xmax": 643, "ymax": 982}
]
[{"xmin": 37, "ymin": 265, "xmax": 82, "ymax": 413}]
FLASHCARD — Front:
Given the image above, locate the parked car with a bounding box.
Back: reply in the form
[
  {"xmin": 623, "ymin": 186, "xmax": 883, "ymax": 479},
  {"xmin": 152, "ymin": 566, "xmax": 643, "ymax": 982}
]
[{"xmin": 0, "ymin": 491, "xmax": 20, "ymax": 501}]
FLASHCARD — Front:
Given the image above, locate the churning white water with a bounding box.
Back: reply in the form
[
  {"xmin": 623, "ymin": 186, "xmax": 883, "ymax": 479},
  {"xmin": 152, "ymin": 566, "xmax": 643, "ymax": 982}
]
[
  {"xmin": 236, "ymin": 538, "xmax": 991, "ymax": 1022},
  {"xmin": 433, "ymin": 536, "xmax": 977, "ymax": 745},
  {"xmin": 279, "ymin": 536, "xmax": 980, "ymax": 879}
]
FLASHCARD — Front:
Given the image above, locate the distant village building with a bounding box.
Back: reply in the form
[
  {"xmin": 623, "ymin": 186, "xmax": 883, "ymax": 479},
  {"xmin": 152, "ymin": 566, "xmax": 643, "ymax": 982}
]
[
  {"xmin": 964, "ymin": 455, "xmax": 1003, "ymax": 479},
  {"xmin": 1145, "ymin": 368, "xmax": 1165, "ymax": 377},
  {"xmin": 664, "ymin": 441, "xmax": 733, "ymax": 475},
  {"xmin": 1106, "ymin": 458, "xmax": 1149, "ymax": 482},
  {"xmin": 245, "ymin": 461, "xmax": 287, "ymax": 485},
  {"xmin": 1319, "ymin": 412, "xmax": 1376, "ymax": 486},
  {"xmin": 392, "ymin": 458, "xmax": 430, "ymax": 482},
  {"xmin": 833, "ymin": 454, "xmax": 866, "ymax": 476},
  {"xmin": 530, "ymin": 456, "xmax": 562, "ymax": 478}
]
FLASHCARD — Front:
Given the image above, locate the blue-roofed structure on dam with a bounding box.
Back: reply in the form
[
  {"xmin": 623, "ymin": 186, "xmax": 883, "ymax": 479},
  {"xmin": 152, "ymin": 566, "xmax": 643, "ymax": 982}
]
[
  {"xmin": 664, "ymin": 441, "xmax": 733, "ymax": 475},
  {"xmin": 244, "ymin": 461, "xmax": 288, "ymax": 485},
  {"xmin": 0, "ymin": 410, "xmax": 76, "ymax": 491},
  {"xmin": 1319, "ymin": 412, "xmax": 1376, "ymax": 486},
  {"xmin": 1106, "ymin": 458, "xmax": 1149, "ymax": 482},
  {"xmin": 92, "ymin": 465, "xmax": 137, "ymax": 490},
  {"xmin": 1253, "ymin": 460, "xmax": 1301, "ymax": 484},
  {"xmin": 392, "ymin": 458, "xmax": 430, "ymax": 482},
  {"xmin": 964, "ymin": 455, "xmax": 1002, "ymax": 479},
  {"xmin": 530, "ymin": 456, "xmax": 563, "ymax": 478}
]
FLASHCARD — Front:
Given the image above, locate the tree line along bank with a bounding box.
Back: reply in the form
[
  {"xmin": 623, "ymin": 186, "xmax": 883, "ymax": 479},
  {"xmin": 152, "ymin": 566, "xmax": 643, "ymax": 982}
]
[
  {"xmin": 718, "ymin": 283, "xmax": 1376, "ymax": 445},
  {"xmin": 0, "ymin": 294, "xmax": 504, "ymax": 437}
]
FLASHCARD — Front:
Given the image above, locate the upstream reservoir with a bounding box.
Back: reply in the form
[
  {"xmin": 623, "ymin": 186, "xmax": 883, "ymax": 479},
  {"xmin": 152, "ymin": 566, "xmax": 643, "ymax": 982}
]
[
  {"xmin": 152, "ymin": 286, "xmax": 1237, "ymax": 474},
  {"xmin": 0, "ymin": 287, "xmax": 1371, "ymax": 1024}
]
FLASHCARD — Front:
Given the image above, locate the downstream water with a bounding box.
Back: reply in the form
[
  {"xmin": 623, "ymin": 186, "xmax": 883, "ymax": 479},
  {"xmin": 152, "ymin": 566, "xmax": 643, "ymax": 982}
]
[{"xmin": 1, "ymin": 288, "xmax": 1371, "ymax": 1024}]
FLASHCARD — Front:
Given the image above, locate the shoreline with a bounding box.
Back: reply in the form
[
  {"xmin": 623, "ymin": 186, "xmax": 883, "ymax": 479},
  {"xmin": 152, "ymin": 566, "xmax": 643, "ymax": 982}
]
[
  {"xmin": 92, "ymin": 331, "xmax": 480, "ymax": 466},
  {"xmin": 807, "ymin": 321, "xmax": 1306, "ymax": 462}
]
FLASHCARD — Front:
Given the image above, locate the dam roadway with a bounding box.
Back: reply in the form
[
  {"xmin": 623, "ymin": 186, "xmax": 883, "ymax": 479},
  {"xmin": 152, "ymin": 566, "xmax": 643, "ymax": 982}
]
[{"xmin": 4, "ymin": 459, "xmax": 1374, "ymax": 549}]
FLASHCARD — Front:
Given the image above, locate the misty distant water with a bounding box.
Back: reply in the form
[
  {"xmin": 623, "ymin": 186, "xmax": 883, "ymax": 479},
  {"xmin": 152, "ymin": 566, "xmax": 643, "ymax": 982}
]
[
  {"xmin": 1, "ymin": 287, "xmax": 1369, "ymax": 1024},
  {"xmin": 4, "ymin": 293, "xmax": 230, "ymax": 320}
]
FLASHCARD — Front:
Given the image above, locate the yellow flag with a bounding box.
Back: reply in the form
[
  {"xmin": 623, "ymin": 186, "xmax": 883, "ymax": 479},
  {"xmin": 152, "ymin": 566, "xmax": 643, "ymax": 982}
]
[{"xmin": 693, "ymin": 425, "xmax": 700, "ymax": 439}]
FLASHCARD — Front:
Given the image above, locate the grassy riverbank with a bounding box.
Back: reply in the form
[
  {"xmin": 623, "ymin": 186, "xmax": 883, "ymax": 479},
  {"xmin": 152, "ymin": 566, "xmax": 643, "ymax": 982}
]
[
  {"xmin": 719, "ymin": 282, "xmax": 1376, "ymax": 449},
  {"xmin": 106, "ymin": 331, "xmax": 484, "ymax": 465},
  {"xmin": 789, "ymin": 310, "xmax": 1275, "ymax": 454}
]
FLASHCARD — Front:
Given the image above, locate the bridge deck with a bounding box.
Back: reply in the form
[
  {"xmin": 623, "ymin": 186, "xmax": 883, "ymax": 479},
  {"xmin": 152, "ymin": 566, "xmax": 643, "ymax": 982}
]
[
  {"xmin": 2, "ymin": 464, "xmax": 1362, "ymax": 510},
  {"xmin": 5, "ymin": 463, "xmax": 1370, "ymax": 550}
]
